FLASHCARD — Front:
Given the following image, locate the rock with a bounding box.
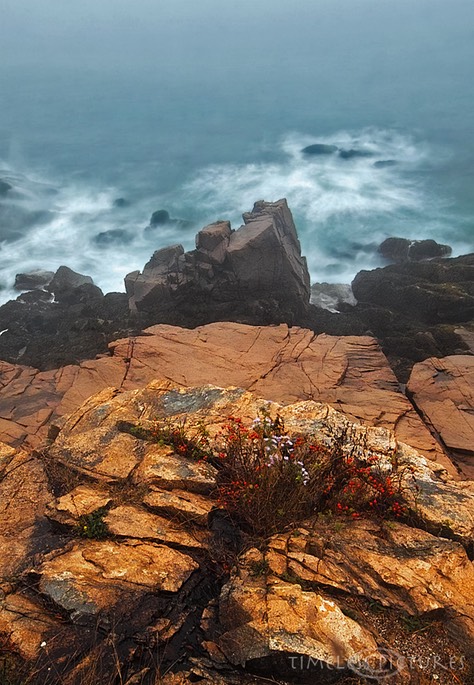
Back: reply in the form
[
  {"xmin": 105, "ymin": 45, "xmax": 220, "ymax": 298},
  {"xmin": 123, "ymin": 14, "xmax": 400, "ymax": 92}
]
[
  {"xmin": 265, "ymin": 519, "xmax": 474, "ymax": 648},
  {"xmin": 125, "ymin": 199, "xmax": 312, "ymax": 327},
  {"xmin": 350, "ymin": 254, "xmax": 474, "ymax": 381},
  {"xmin": 0, "ymin": 323, "xmax": 457, "ymax": 474},
  {"xmin": 113, "ymin": 198, "xmax": 129, "ymax": 208},
  {"xmin": 374, "ymin": 160, "xmax": 397, "ymax": 168},
  {"xmin": 149, "ymin": 209, "xmax": 171, "ymax": 226},
  {"xmin": 133, "ymin": 444, "xmax": 218, "ymax": 494},
  {"xmin": 407, "ymin": 355, "xmax": 474, "ymax": 476},
  {"xmin": 310, "ymin": 282, "xmax": 356, "ymax": 312},
  {"xmin": 352, "ymin": 255, "xmax": 474, "ymax": 322},
  {"xmin": 94, "ymin": 229, "xmax": 132, "ymax": 245},
  {"xmin": 0, "ymin": 445, "xmax": 52, "ymax": 586},
  {"xmin": 104, "ymin": 505, "xmax": 206, "ymax": 548},
  {"xmin": 144, "ymin": 488, "xmax": 214, "ymax": 525},
  {"xmin": 0, "ymin": 179, "xmax": 13, "ymax": 195},
  {"xmin": 221, "ymin": 581, "xmax": 380, "ymax": 673},
  {"xmin": 379, "ymin": 237, "xmax": 452, "ymax": 263},
  {"xmin": 339, "ymin": 148, "xmax": 374, "ymax": 159},
  {"xmin": 0, "ymin": 284, "xmax": 132, "ymax": 370},
  {"xmin": 301, "ymin": 143, "xmax": 338, "ymax": 155},
  {"xmin": 46, "ymin": 485, "xmax": 112, "ymax": 527},
  {"xmin": 2, "ymin": 382, "xmax": 474, "ymax": 682},
  {"xmin": 218, "ymin": 551, "xmax": 379, "ymax": 671},
  {"xmin": 14, "ymin": 269, "xmax": 54, "ymax": 291},
  {"xmin": 0, "ymin": 593, "xmax": 60, "ymax": 660},
  {"xmin": 38, "ymin": 539, "xmax": 198, "ymax": 620},
  {"xmin": 47, "ymin": 266, "xmax": 94, "ymax": 296}
]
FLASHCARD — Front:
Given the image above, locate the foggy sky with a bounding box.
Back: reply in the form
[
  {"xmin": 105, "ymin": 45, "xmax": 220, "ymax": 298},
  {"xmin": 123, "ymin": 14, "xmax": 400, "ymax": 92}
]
[{"xmin": 2, "ymin": 0, "xmax": 474, "ymax": 75}]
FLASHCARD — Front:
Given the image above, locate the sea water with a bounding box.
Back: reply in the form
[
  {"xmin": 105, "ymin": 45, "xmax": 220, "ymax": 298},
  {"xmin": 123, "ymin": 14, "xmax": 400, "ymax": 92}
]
[{"xmin": 0, "ymin": 0, "xmax": 473, "ymax": 302}]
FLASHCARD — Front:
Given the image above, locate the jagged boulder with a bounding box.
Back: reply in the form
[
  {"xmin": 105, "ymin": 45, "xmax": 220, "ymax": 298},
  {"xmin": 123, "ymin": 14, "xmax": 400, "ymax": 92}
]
[{"xmin": 125, "ymin": 199, "xmax": 311, "ymax": 327}]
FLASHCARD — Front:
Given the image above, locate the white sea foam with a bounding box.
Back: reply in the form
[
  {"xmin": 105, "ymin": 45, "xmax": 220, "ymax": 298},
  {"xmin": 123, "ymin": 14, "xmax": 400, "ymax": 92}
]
[{"xmin": 0, "ymin": 128, "xmax": 469, "ymax": 304}]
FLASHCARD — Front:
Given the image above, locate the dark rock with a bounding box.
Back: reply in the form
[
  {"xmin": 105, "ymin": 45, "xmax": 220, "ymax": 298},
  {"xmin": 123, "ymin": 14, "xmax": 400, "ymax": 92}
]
[
  {"xmin": 374, "ymin": 160, "xmax": 397, "ymax": 168},
  {"xmin": 352, "ymin": 256, "xmax": 474, "ymax": 323},
  {"xmin": 113, "ymin": 198, "xmax": 129, "ymax": 208},
  {"xmin": 47, "ymin": 266, "xmax": 94, "ymax": 297},
  {"xmin": 310, "ymin": 283, "xmax": 356, "ymax": 313},
  {"xmin": 14, "ymin": 270, "xmax": 54, "ymax": 291},
  {"xmin": 379, "ymin": 237, "xmax": 452, "ymax": 263},
  {"xmin": 94, "ymin": 229, "xmax": 132, "ymax": 246},
  {"xmin": 55, "ymin": 283, "xmax": 104, "ymax": 306},
  {"xmin": 0, "ymin": 288, "xmax": 133, "ymax": 370},
  {"xmin": 409, "ymin": 239, "xmax": 452, "ymax": 261},
  {"xmin": 0, "ymin": 179, "xmax": 12, "ymax": 195},
  {"xmin": 125, "ymin": 199, "xmax": 311, "ymax": 328},
  {"xmin": 149, "ymin": 209, "xmax": 171, "ymax": 226},
  {"xmin": 378, "ymin": 237, "xmax": 411, "ymax": 262},
  {"xmin": 339, "ymin": 148, "xmax": 374, "ymax": 160},
  {"xmin": 348, "ymin": 255, "xmax": 474, "ymax": 381},
  {"xmin": 17, "ymin": 290, "xmax": 53, "ymax": 304},
  {"xmin": 301, "ymin": 143, "xmax": 338, "ymax": 156}
]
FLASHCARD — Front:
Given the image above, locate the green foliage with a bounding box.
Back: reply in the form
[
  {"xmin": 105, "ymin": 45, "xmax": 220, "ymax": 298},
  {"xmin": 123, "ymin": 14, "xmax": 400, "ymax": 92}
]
[
  {"xmin": 248, "ymin": 558, "xmax": 270, "ymax": 577},
  {"xmin": 77, "ymin": 507, "xmax": 109, "ymax": 540}
]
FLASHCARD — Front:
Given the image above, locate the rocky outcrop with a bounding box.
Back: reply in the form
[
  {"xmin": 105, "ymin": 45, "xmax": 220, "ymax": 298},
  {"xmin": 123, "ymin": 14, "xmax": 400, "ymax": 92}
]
[
  {"xmin": 350, "ymin": 254, "xmax": 474, "ymax": 381},
  {"xmin": 14, "ymin": 270, "xmax": 55, "ymax": 291},
  {"xmin": 0, "ymin": 322, "xmax": 460, "ymax": 476},
  {"xmin": 407, "ymin": 355, "xmax": 474, "ymax": 477},
  {"xmin": 0, "ymin": 263, "xmax": 135, "ymax": 369},
  {"xmin": 1, "ymin": 383, "xmax": 473, "ymax": 684},
  {"xmin": 125, "ymin": 199, "xmax": 311, "ymax": 327},
  {"xmin": 379, "ymin": 237, "xmax": 452, "ymax": 263}
]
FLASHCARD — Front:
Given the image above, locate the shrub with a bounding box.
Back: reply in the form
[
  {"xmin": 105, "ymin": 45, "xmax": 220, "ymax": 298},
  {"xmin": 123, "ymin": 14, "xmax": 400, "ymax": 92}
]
[
  {"xmin": 77, "ymin": 507, "xmax": 109, "ymax": 539},
  {"xmin": 213, "ymin": 411, "xmax": 411, "ymax": 536}
]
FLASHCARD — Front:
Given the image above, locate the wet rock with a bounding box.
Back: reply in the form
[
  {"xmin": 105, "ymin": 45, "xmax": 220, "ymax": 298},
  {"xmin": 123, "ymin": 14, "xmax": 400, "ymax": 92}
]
[
  {"xmin": 374, "ymin": 159, "xmax": 397, "ymax": 168},
  {"xmin": 113, "ymin": 197, "xmax": 129, "ymax": 208},
  {"xmin": 0, "ymin": 179, "xmax": 13, "ymax": 195},
  {"xmin": 310, "ymin": 282, "xmax": 356, "ymax": 312},
  {"xmin": 150, "ymin": 209, "xmax": 171, "ymax": 226},
  {"xmin": 47, "ymin": 266, "xmax": 94, "ymax": 297},
  {"xmin": 14, "ymin": 269, "xmax": 54, "ymax": 291},
  {"xmin": 94, "ymin": 228, "xmax": 132, "ymax": 246},
  {"xmin": 379, "ymin": 237, "xmax": 452, "ymax": 263},
  {"xmin": 301, "ymin": 143, "xmax": 338, "ymax": 155},
  {"xmin": 339, "ymin": 148, "xmax": 374, "ymax": 159},
  {"xmin": 126, "ymin": 199, "xmax": 311, "ymax": 327}
]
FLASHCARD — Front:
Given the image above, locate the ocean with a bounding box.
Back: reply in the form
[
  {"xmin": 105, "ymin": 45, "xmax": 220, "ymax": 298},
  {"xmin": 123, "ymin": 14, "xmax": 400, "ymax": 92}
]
[{"xmin": 0, "ymin": 0, "xmax": 473, "ymax": 302}]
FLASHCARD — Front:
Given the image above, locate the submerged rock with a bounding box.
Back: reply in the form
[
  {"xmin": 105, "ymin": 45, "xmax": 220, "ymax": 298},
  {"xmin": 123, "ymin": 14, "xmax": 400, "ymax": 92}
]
[
  {"xmin": 301, "ymin": 143, "xmax": 338, "ymax": 155},
  {"xmin": 94, "ymin": 228, "xmax": 132, "ymax": 245},
  {"xmin": 0, "ymin": 179, "xmax": 12, "ymax": 195},
  {"xmin": 339, "ymin": 148, "xmax": 374, "ymax": 159}
]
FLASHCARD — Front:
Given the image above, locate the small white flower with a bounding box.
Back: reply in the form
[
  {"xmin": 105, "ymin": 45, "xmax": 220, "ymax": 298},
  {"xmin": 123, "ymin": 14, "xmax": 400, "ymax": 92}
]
[{"xmin": 40, "ymin": 641, "xmax": 47, "ymax": 648}]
